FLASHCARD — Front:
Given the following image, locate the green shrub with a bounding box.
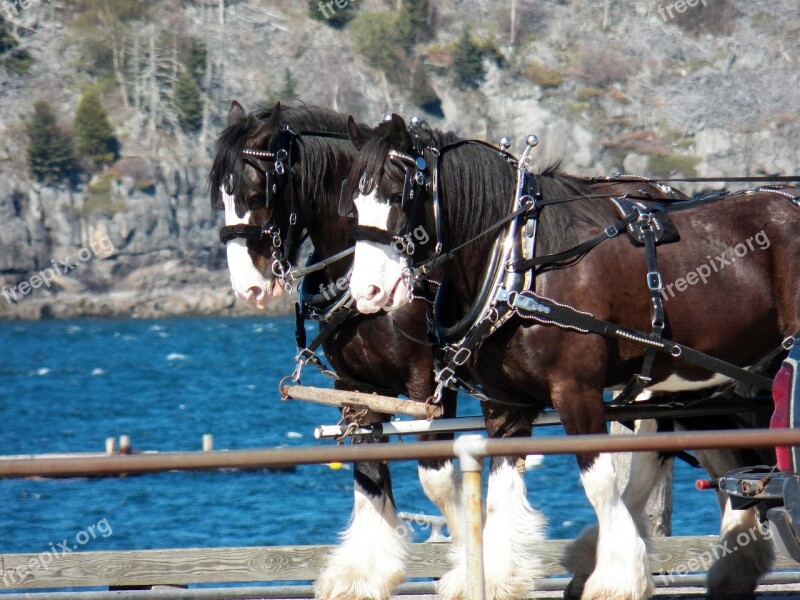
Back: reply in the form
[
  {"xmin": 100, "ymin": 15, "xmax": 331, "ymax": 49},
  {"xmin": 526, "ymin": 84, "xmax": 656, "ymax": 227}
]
[
  {"xmin": 522, "ymin": 61, "xmax": 564, "ymax": 88},
  {"xmin": 0, "ymin": 19, "xmax": 33, "ymax": 75},
  {"xmin": 78, "ymin": 174, "xmax": 126, "ymax": 218},
  {"xmin": 451, "ymin": 30, "xmax": 486, "ymax": 90},
  {"xmin": 575, "ymin": 87, "xmax": 603, "ymax": 101},
  {"xmin": 647, "ymin": 154, "xmax": 700, "ymax": 178},
  {"xmin": 350, "ymin": 10, "xmax": 406, "ymax": 75}
]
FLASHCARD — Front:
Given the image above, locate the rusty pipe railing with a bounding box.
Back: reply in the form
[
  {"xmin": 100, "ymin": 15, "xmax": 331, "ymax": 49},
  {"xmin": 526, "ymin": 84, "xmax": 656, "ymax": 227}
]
[
  {"xmin": 4, "ymin": 428, "xmax": 800, "ymax": 600},
  {"xmin": 1, "ymin": 428, "xmax": 799, "ymax": 479}
]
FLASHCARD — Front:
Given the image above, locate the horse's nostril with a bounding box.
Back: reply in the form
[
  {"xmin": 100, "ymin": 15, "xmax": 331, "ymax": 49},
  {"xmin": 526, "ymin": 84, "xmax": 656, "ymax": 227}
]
[
  {"xmin": 364, "ymin": 285, "xmax": 382, "ymax": 300},
  {"xmin": 247, "ymin": 286, "xmax": 264, "ymax": 301}
]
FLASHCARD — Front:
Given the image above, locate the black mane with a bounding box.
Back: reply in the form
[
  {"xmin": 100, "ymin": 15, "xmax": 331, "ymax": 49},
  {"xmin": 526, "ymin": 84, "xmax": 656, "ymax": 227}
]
[
  {"xmin": 208, "ymin": 105, "xmax": 352, "ymax": 213},
  {"xmin": 208, "ymin": 110, "xmax": 264, "ymax": 210},
  {"xmin": 347, "ymin": 119, "xmax": 618, "ymax": 258},
  {"xmin": 535, "ymin": 163, "xmax": 618, "ymax": 255},
  {"xmin": 432, "ymin": 139, "xmax": 616, "ymax": 257}
]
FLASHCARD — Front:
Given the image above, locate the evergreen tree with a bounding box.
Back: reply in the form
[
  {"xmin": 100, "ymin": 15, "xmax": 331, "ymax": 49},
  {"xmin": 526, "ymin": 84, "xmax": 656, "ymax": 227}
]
[
  {"xmin": 26, "ymin": 101, "xmax": 76, "ymax": 185},
  {"xmin": 0, "ymin": 18, "xmax": 33, "ymax": 75},
  {"xmin": 451, "ymin": 29, "xmax": 486, "ymax": 90},
  {"xmin": 185, "ymin": 38, "xmax": 207, "ymax": 86},
  {"xmin": 279, "ymin": 67, "xmax": 298, "ymax": 102},
  {"xmin": 74, "ymin": 90, "xmax": 118, "ymax": 165},
  {"xmin": 173, "ymin": 72, "xmax": 203, "ymax": 133},
  {"xmin": 397, "ymin": 0, "xmax": 429, "ymax": 43}
]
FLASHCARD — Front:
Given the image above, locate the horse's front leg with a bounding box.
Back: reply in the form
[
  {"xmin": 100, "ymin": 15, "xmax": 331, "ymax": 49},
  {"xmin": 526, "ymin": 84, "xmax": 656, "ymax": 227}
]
[
  {"xmin": 563, "ymin": 419, "xmax": 667, "ymax": 598},
  {"xmin": 437, "ymin": 405, "xmax": 546, "ymax": 600},
  {"xmin": 416, "ymin": 388, "xmax": 461, "ymax": 543},
  {"xmin": 315, "ymin": 408, "xmax": 407, "ymax": 600},
  {"xmin": 556, "ymin": 384, "xmax": 653, "ymax": 600}
]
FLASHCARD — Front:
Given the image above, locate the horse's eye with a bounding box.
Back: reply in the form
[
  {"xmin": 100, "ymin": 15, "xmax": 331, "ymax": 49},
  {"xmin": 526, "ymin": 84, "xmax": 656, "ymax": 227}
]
[
  {"xmin": 387, "ymin": 204, "xmax": 405, "ymax": 232},
  {"xmin": 247, "ymin": 194, "xmax": 267, "ymax": 210}
]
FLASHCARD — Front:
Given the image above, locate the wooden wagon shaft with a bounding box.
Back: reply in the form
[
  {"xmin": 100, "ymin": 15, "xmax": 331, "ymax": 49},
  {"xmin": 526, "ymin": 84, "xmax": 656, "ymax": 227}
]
[
  {"xmin": 313, "ymin": 399, "xmax": 772, "ymax": 439},
  {"xmin": 281, "ymin": 384, "xmax": 441, "ymax": 419}
]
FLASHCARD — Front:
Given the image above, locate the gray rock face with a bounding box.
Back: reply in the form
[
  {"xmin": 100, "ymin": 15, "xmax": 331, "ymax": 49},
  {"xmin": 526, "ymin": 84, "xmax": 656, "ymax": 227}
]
[{"xmin": 1, "ymin": 0, "xmax": 798, "ymax": 319}]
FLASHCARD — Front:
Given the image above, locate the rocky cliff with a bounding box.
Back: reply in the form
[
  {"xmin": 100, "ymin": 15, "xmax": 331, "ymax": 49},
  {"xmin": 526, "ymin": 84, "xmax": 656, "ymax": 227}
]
[{"xmin": 0, "ymin": 0, "xmax": 797, "ymax": 320}]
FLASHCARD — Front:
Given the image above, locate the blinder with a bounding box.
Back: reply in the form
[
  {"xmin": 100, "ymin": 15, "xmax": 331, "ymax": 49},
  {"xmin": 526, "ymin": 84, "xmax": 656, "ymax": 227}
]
[
  {"xmin": 338, "ymin": 178, "xmax": 354, "ymax": 217},
  {"xmin": 348, "ymin": 149, "xmax": 429, "ymax": 257},
  {"xmin": 241, "ymin": 150, "xmax": 276, "ymax": 211},
  {"xmin": 221, "ymin": 125, "xmax": 302, "ymax": 245}
]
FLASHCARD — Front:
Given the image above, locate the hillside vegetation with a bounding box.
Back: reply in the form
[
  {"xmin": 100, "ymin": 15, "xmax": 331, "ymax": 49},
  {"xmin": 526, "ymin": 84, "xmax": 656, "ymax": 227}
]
[{"xmin": 0, "ymin": 0, "xmax": 797, "ymax": 318}]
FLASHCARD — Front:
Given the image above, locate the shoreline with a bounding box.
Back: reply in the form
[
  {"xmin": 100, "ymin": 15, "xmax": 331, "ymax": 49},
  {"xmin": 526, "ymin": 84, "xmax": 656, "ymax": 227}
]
[{"xmin": 0, "ymin": 286, "xmax": 295, "ymax": 321}]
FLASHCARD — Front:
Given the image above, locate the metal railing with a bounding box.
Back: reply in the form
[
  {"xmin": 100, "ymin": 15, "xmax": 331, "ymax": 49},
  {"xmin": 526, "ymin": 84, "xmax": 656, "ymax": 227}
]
[{"xmin": 4, "ymin": 428, "xmax": 800, "ymax": 600}]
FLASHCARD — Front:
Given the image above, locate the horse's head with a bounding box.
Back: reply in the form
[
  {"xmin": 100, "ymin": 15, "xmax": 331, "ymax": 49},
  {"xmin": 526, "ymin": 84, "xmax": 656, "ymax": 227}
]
[
  {"xmin": 344, "ymin": 114, "xmax": 436, "ymax": 314},
  {"xmin": 209, "ymin": 101, "xmax": 304, "ymax": 308}
]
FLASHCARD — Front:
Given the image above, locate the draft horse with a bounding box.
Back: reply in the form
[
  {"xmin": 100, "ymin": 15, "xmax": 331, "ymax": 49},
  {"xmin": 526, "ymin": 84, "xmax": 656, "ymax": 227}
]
[
  {"xmin": 344, "ymin": 114, "xmax": 800, "ymax": 600},
  {"xmin": 208, "ymin": 102, "xmax": 461, "ymax": 600}
]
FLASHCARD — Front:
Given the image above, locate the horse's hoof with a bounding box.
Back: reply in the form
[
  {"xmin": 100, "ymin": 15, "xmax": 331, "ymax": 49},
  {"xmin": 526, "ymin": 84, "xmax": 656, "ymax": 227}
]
[{"xmin": 562, "ymin": 576, "xmax": 586, "ymax": 599}]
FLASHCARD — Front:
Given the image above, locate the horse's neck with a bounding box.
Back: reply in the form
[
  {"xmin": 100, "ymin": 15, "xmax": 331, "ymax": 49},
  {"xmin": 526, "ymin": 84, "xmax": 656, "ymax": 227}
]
[{"xmin": 300, "ymin": 166, "xmax": 352, "ymax": 281}]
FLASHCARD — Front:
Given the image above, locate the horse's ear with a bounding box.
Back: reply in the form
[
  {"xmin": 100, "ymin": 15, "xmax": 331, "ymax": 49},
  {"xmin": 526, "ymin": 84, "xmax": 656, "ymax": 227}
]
[
  {"xmin": 389, "ymin": 113, "xmax": 406, "ymax": 132},
  {"xmin": 263, "ymin": 101, "xmax": 282, "ymax": 129},
  {"xmin": 347, "ymin": 115, "xmax": 368, "ymax": 149},
  {"xmin": 228, "ymin": 100, "xmax": 246, "ymax": 126},
  {"xmin": 250, "ymin": 102, "xmax": 282, "ymax": 148},
  {"xmin": 388, "ymin": 114, "xmax": 410, "ymax": 147},
  {"xmin": 271, "ymin": 101, "xmax": 281, "ymax": 120}
]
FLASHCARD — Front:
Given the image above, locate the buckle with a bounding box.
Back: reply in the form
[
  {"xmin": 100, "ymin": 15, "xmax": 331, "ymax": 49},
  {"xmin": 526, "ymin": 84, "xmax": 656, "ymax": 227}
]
[
  {"xmin": 783, "ymin": 336, "xmax": 797, "ymax": 350},
  {"xmin": 436, "ymin": 366, "xmax": 455, "ymax": 385},
  {"xmin": 296, "ymin": 348, "xmax": 318, "ymax": 365},
  {"xmin": 605, "ymin": 224, "xmax": 620, "ymax": 238},
  {"xmin": 647, "ymin": 271, "xmax": 663, "ymax": 291},
  {"xmin": 452, "ymin": 347, "xmax": 472, "ymax": 366}
]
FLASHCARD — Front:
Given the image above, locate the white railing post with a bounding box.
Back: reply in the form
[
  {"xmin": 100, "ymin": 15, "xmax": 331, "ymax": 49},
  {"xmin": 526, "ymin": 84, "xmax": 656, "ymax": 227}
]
[{"xmin": 455, "ymin": 435, "xmax": 487, "ymax": 600}]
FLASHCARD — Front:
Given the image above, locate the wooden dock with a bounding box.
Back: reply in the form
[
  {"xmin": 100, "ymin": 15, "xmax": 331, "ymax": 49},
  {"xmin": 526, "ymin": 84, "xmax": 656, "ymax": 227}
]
[{"xmin": 3, "ymin": 537, "xmax": 800, "ymax": 598}]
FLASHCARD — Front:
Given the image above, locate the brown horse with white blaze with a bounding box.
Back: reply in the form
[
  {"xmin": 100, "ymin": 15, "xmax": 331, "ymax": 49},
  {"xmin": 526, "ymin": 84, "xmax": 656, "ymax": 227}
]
[
  {"xmin": 344, "ymin": 114, "xmax": 800, "ymax": 600},
  {"xmin": 209, "ymin": 102, "xmax": 463, "ymax": 600}
]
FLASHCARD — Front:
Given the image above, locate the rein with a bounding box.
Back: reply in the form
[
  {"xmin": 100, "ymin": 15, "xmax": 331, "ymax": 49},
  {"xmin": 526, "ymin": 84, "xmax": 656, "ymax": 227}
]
[
  {"xmin": 370, "ymin": 133, "xmax": 797, "ymax": 410},
  {"xmin": 593, "ymin": 174, "xmax": 800, "ymax": 185}
]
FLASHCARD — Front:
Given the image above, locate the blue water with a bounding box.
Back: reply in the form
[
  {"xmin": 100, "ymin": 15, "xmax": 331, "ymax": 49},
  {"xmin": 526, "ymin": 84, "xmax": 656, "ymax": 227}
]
[{"xmin": 0, "ymin": 318, "xmax": 720, "ymax": 559}]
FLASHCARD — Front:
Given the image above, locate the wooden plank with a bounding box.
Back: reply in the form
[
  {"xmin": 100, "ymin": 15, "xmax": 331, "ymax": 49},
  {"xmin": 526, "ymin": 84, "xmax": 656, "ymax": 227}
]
[
  {"xmin": 281, "ymin": 385, "xmax": 441, "ymax": 419},
  {"xmin": 2, "ymin": 538, "xmax": 797, "ymax": 590}
]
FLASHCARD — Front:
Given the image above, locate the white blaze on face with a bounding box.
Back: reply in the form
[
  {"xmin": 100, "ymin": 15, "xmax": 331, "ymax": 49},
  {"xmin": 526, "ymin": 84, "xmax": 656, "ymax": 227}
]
[
  {"xmin": 349, "ymin": 190, "xmax": 411, "ymax": 314},
  {"xmin": 220, "ymin": 186, "xmax": 282, "ymax": 309}
]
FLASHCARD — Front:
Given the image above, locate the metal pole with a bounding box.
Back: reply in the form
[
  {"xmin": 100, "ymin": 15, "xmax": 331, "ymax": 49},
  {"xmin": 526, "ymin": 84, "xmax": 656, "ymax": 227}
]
[
  {"xmin": 3, "ymin": 428, "xmax": 800, "ymax": 479},
  {"xmin": 455, "ymin": 436, "xmax": 487, "ymax": 600}
]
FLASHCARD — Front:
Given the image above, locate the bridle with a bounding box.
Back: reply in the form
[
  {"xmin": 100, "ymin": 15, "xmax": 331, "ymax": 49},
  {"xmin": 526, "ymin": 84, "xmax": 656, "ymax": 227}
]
[
  {"xmin": 347, "ymin": 130, "xmax": 519, "ymax": 275},
  {"xmin": 218, "ymin": 124, "xmax": 350, "ymax": 286}
]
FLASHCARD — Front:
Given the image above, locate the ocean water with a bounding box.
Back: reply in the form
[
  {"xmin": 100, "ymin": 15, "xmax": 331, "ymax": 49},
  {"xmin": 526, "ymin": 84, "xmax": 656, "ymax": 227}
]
[{"xmin": 0, "ymin": 317, "xmax": 721, "ymax": 563}]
